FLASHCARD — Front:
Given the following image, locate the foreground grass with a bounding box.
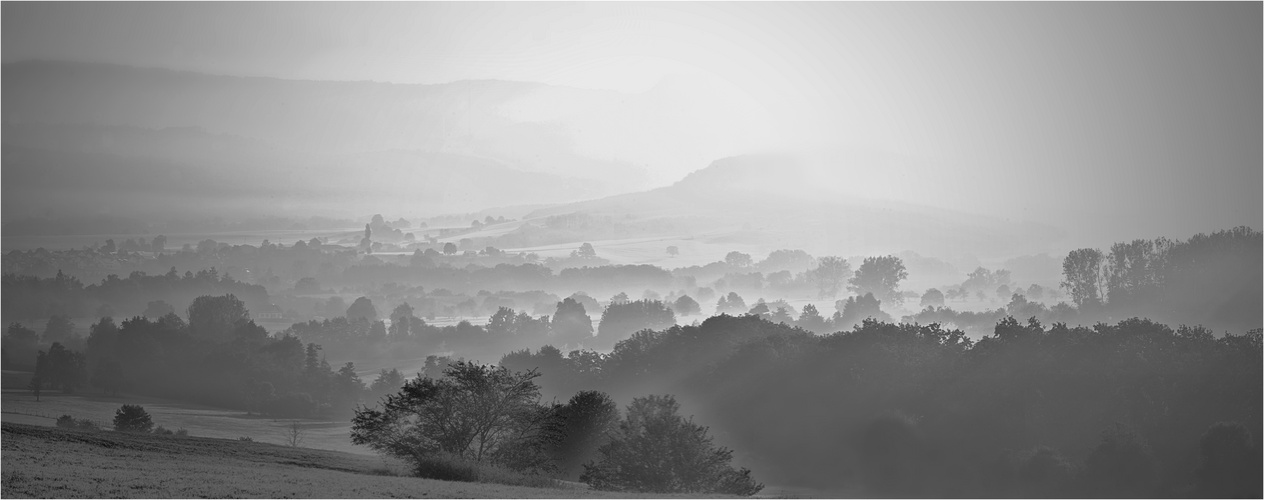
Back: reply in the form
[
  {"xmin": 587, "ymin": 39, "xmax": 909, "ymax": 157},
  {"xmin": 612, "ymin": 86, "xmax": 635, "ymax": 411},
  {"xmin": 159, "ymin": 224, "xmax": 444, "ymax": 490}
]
[{"xmin": 0, "ymin": 422, "xmax": 626, "ymax": 498}]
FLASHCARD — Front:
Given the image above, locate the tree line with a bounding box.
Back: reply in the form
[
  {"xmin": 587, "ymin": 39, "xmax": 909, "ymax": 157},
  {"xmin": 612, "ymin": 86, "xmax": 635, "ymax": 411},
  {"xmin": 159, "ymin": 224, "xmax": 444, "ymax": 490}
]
[
  {"xmin": 2, "ymin": 268, "xmax": 269, "ymax": 324},
  {"xmin": 11, "ymin": 294, "xmax": 389, "ymax": 418},
  {"xmin": 1058, "ymin": 226, "xmax": 1260, "ymax": 334}
]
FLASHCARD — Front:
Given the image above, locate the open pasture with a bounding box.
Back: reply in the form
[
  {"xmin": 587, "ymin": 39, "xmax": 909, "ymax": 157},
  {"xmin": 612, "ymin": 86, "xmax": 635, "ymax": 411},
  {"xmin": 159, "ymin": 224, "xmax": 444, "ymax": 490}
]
[{"xmin": 1, "ymin": 387, "xmax": 365, "ymax": 455}]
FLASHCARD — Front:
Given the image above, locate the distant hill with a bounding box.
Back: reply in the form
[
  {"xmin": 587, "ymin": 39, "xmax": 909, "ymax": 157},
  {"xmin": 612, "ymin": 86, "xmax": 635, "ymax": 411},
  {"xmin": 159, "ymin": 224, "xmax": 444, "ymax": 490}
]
[
  {"xmin": 0, "ymin": 123, "xmax": 596, "ymax": 224},
  {"xmin": 1, "ymin": 61, "xmax": 674, "ymax": 221},
  {"xmin": 521, "ymin": 154, "xmax": 1064, "ymax": 259},
  {"xmin": 2, "ymin": 59, "xmax": 771, "ymax": 192}
]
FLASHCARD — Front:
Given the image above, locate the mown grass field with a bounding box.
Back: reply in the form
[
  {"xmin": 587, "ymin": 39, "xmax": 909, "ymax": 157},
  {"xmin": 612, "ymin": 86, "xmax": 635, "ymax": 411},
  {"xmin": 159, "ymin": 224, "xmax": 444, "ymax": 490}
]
[{"xmin": 0, "ymin": 422, "xmax": 648, "ymax": 498}]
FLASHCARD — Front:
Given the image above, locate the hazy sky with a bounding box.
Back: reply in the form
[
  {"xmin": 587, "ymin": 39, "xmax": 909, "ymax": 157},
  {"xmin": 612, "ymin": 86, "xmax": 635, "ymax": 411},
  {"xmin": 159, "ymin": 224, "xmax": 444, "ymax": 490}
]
[{"xmin": 3, "ymin": 2, "xmax": 1260, "ymax": 245}]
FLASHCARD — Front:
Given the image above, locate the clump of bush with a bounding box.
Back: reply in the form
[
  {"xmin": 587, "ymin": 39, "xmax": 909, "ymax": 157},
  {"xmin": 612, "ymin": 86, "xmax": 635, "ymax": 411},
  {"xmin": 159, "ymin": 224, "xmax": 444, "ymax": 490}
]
[
  {"xmin": 112, "ymin": 404, "xmax": 153, "ymax": 433},
  {"xmin": 55, "ymin": 415, "xmax": 101, "ymax": 431},
  {"xmin": 411, "ymin": 454, "xmax": 480, "ymax": 482},
  {"xmin": 238, "ymin": 436, "xmax": 254, "ymax": 442},
  {"xmin": 406, "ymin": 453, "xmax": 558, "ymax": 488},
  {"xmin": 152, "ymin": 425, "xmax": 188, "ymax": 437}
]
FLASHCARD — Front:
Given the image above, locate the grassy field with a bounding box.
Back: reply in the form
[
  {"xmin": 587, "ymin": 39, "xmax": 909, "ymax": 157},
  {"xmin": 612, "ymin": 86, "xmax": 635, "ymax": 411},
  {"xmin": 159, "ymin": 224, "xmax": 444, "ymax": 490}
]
[
  {"xmin": 1, "ymin": 387, "xmax": 365, "ymax": 454},
  {"xmin": 0, "ymin": 422, "xmax": 630, "ymax": 498},
  {"xmin": 1, "ymin": 393, "xmax": 782, "ymax": 497}
]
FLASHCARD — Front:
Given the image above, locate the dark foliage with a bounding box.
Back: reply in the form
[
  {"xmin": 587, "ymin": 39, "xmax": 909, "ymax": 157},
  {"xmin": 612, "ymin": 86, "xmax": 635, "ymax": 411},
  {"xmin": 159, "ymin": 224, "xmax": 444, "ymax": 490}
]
[
  {"xmin": 551, "ymin": 297, "xmax": 594, "ymax": 347},
  {"xmin": 2, "ymin": 268, "xmax": 268, "ymax": 323},
  {"xmin": 1193, "ymin": 422, "xmax": 1261, "ymax": 498},
  {"xmin": 595, "ymin": 300, "xmax": 676, "ymax": 350},
  {"xmin": 550, "ymin": 390, "xmax": 619, "ymax": 480},
  {"xmin": 34, "ymin": 342, "xmax": 87, "ymax": 393},
  {"xmin": 1061, "ymin": 227, "xmax": 1262, "ymax": 333},
  {"xmin": 351, "ymin": 362, "xmax": 562, "ymax": 476},
  {"xmin": 1080, "ymin": 424, "xmax": 1158, "ymax": 497},
  {"xmin": 509, "ymin": 312, "xmax": 1260, "ymax": 497},
  {"xmin": 671, "ymin": 295, "xmax": 701, "ymax": 316},
  {"xmin": 66, "ymin": 299, "xmax": 366, "ymax": 418},
  {"xmin": 580, "ymin": 394, "xmax": 763, "ymax": 495},
  {"xmin": 112, "ymin": 404, "xmax": 154, "ymax": 433},
  {"xmin": 3, "ymin": 323, "xmax": 40, "ymax": 370}
]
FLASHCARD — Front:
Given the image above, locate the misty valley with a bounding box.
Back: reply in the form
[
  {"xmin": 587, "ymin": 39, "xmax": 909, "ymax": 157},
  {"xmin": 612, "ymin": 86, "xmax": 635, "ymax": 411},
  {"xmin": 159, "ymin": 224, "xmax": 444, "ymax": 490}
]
[
  {"xmin": 2, "ymin": 3, "xmax": 1262, "ymax": 498},
  {"xmin": 2, "ymin": 218, "xmax": 1260, "ymax": 497}
]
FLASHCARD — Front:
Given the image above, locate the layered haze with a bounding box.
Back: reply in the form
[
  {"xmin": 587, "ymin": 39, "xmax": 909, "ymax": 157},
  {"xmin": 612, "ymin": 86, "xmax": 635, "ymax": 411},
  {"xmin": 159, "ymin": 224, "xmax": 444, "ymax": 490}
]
[{"xmin": 3, "ymin": 2, "xmax": 1260, "ymax": 251}]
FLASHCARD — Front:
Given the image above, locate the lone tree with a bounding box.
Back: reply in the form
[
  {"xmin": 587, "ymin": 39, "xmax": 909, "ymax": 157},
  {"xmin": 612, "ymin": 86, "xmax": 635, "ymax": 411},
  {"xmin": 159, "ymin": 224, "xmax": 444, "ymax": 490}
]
[
  {"xmin": 812, "ymin": 256, "xmax": 852, "ymax": 298},
  {"xmin": 920, "ymin": 288, "xmax": 945, "ymax": 308},
  {"xmin": 596, "ymin": 300, "xmax": 676, "ymax": 348},
  {"xmin": 187, "ymin": 294, "xmax": 250, "ymax": 341},
  {"xmin": 848, "ymin": 256, "xmax": 908, "ymax": 305},
  {"xmin": 580, "ymin": 394, "xmax": 763, "ymax": 495},
  {"xmin": 28, "ymin": 375, "xmax": 42, "ymax": 401},
  {"xmin": 1061, "ymin": 248, "xmax": 1105, "ymax": 309},
  {"xmin": 724, "ymin": 251, "xmax": 753, "ymax": 268},
  {"xmin": 346, "ymin": 296, "xmax": 378, "ymax": 322},
  {"xmin": 552, "ymin": 297, "xmax": 594, "ymax": 346},
  {"xmin": 672, "ymin": 295, "xmax": 701, "ymax": 316},
  {"xmin": 574, "ymin": 242, "xmax": 597, "ymax": 259},
  {"xmin": 113, "ymin": 404, "xmax": 154, "ymax": 433},
  {"xmin": 351, "ymin": 362, "xmax": 562, "ymax": 475}
]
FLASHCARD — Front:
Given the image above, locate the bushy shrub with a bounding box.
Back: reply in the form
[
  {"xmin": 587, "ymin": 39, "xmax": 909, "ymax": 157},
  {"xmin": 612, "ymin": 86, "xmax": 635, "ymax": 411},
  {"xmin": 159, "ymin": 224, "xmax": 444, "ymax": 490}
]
[
  {"xmin": 153, "ymin": 425, "xmax": 174, "ymax": 436},
  {"xmin": 55, "ymin": 415, "xmax": 101, "ymax": 431},
  {"xmin": 408, "ymin": 453, "xmax": 560, "ymax": 488},
  {"xmin": 55, "ymin": 415, "xmax": 76, "ymax": 428},
  {"xmin": 472, "ymin": 461, "xmax": 560, "ymax": 489},
  {"xmin": 238, "ymin": 436, "xmax": 254, "ymax": 442},
  {"xmin": 112, "ymin": 404, "xmax": 153, "ymax": 433},
  {"xmin": 411, "ymin": 453, "xmax": 481, "ymax": 482}
]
